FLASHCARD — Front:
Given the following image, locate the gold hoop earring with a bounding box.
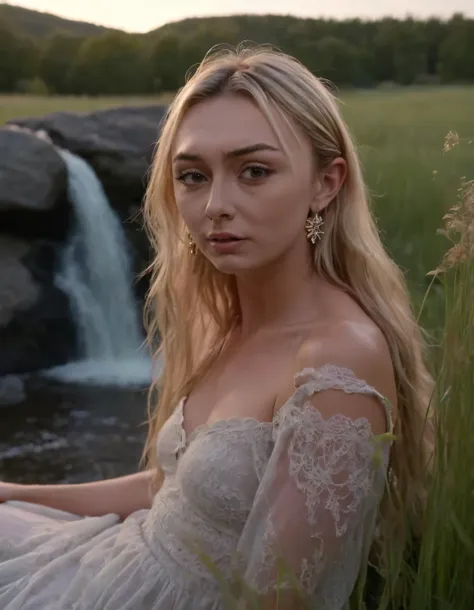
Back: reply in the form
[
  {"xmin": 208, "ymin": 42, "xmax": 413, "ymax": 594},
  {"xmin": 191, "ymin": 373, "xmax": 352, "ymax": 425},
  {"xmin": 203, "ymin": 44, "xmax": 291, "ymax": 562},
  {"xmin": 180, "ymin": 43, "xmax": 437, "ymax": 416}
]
[
  {"xmin": 305, "ymin": 212, "xmax": 324, "ymax": 244},
  {"xmin": 187, "ymin": 231, "xmax": 197, "ymax": 255}
]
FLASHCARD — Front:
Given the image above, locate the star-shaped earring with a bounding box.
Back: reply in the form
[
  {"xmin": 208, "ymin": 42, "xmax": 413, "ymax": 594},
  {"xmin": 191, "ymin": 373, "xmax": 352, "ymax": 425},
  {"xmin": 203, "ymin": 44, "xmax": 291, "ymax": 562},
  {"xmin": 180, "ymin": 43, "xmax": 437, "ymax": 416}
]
[{"xmin": 305, "ymin": 212, "xmax": 324, "ymax": 244}]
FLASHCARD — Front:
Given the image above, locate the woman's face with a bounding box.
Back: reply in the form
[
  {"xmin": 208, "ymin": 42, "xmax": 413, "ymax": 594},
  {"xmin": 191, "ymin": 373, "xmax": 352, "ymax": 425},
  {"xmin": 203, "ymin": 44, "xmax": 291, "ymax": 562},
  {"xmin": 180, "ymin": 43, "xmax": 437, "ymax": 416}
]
[{"xmin": 171, "ymin": 93, "xmax": 327, "ymax": 276}]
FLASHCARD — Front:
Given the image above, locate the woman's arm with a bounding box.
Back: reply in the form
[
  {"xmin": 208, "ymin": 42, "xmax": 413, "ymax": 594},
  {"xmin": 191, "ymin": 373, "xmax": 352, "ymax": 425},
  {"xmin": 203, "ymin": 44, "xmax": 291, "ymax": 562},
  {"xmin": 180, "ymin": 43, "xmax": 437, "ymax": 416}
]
[
  {"xmin": 0, "ymin": 470, "xmax": 155, "ymax": 521},
  {"xmin": 234, "ymin": 358, "xmax": 392, "ymax": 610}
]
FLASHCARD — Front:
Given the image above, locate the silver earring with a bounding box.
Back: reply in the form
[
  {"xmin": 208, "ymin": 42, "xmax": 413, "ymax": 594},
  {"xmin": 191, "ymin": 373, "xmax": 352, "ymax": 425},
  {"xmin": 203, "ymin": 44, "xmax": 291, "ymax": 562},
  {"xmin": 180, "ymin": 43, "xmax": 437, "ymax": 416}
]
[
  {"xmin": 305, "ymin": 212, "xmax": 324, "ymax": 244},
  {"xmin": 186, "ymin": 231, "xmax": 197, "ymax": 255}
]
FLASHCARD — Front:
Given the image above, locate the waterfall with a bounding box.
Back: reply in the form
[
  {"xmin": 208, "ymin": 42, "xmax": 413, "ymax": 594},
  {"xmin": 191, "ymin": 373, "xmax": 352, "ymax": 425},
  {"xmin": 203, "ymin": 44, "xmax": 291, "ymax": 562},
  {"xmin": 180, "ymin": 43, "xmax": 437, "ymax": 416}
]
[{"xmin": 45, "ymin": 149, "xmax": 151, "ymax": 386}]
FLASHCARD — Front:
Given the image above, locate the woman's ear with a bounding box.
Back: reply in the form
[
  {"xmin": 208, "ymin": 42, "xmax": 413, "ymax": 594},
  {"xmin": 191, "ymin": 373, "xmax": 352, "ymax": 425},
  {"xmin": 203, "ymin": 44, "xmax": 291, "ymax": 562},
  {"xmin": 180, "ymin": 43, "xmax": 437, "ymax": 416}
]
[{"xmin": 311, "ymin": 157, "xmax": 347, "ymax": 214}]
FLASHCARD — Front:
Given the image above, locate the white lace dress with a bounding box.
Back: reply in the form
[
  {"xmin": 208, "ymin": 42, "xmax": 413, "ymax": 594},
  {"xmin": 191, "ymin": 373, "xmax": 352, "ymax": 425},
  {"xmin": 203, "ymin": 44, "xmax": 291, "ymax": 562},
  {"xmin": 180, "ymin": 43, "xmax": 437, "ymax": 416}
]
[{"xmin": 0, "ymin": 364, "xmax": 393, "ymax": 610}]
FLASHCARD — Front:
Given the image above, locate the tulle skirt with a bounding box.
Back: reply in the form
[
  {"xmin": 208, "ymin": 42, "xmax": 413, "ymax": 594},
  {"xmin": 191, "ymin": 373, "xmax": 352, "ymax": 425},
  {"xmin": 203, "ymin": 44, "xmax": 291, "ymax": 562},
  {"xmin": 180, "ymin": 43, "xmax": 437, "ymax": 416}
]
[{"xmin": 0, "ymin": 501, "xmax": 223, "ymax": 610}]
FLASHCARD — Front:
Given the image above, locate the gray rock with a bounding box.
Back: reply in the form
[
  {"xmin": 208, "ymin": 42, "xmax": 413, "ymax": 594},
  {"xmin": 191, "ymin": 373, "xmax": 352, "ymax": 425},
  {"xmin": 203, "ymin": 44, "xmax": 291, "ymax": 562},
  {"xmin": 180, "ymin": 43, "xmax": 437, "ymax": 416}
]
[
  {"xmin": 9, "ymin": 105, "xmax": 167, "ymax": 211},
  {"xmin": 0, "ymin": 236, "xmax": 76, "ymax": 376},
  {"xmin": 0, "ymin": 128, "xmax": 67, "ymax": 212},
  {"xmin": 0, "ymin": 280, "xmax": 76, "ymax": 376},
  {"xmin": 0, "ymin": 375, "xmax": 26, "ymax": 406},
  {"xmin": 0, "ymin": 236, "xmax": 40, "ymax": 328}
]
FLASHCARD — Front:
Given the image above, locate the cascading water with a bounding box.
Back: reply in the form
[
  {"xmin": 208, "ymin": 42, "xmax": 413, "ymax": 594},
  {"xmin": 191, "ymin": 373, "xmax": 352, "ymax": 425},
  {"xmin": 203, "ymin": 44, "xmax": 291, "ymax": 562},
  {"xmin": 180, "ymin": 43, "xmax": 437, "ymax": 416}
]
[{"xmin": 45, "ymin": 149, "xmax": 152, "ymax": 386}]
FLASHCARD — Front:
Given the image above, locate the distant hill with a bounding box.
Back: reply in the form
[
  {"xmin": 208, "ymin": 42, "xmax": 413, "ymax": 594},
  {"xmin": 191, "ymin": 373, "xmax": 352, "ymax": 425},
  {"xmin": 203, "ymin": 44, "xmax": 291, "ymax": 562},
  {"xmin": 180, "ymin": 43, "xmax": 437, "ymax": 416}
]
[
  {"xmin": 0, "ymin": 5, "xmax": 305, "ymax": 44},
  {"xmin": 0, "ymin": 4, "xmax": 115, "ymax": 38}
]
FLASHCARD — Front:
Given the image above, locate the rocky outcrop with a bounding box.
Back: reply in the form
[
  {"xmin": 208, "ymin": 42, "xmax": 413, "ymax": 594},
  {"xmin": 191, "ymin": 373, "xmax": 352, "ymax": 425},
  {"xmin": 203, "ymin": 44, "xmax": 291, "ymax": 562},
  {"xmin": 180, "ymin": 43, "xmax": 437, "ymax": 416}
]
[
  {"xmin": 9, "ymin": 105, "xmax": 167, "ymax": 212},
  {"xmin": 0, "ymin": 104, "xmax": 165, "ymax": 376},
  {"xmin": 9, "ymin": 105, "xmax": 167, "ymax": 303},
  {"xmin": 0, "ymin": 129, "xmax": 75, "ymax": 376}
]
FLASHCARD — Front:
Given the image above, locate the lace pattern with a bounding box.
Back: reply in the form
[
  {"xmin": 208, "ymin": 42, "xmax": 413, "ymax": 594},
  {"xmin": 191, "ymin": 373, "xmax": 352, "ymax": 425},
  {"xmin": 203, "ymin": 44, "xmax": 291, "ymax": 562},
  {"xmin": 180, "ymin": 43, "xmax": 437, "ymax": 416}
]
[
  {"xmin": 288, "ymin": 406, "xmax": 376, "ymax": 534},
  {"xmin": 279, "ymin": 364, "xmax": 393, "ymax": 434},
  {"xmin": 234, "ymin": 364, "xmax": 393, "ymax": 608}
]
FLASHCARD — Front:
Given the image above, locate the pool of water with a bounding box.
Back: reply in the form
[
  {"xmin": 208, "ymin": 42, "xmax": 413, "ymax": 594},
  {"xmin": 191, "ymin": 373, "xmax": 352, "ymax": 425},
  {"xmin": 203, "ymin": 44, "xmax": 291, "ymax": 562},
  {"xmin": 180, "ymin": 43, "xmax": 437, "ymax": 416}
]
[{"xmin": 0, "ymin": 376, "xmax": 149, "ymax": 485}]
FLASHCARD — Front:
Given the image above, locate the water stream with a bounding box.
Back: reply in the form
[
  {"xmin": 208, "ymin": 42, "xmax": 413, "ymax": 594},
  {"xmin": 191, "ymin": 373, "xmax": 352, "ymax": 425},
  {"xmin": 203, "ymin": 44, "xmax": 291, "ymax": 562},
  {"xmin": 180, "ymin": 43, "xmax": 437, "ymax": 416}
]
[{"xmin": 46, "ymin": 148, "xmax": 151, "ymax": 386}]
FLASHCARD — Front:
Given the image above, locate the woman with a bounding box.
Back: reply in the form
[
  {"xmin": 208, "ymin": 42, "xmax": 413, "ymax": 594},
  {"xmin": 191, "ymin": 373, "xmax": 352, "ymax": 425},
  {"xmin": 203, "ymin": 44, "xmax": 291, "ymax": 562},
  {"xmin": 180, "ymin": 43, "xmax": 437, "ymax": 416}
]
[{"xmin": 0, "ymin": 46, "xmax": 432, "ymax": 609}]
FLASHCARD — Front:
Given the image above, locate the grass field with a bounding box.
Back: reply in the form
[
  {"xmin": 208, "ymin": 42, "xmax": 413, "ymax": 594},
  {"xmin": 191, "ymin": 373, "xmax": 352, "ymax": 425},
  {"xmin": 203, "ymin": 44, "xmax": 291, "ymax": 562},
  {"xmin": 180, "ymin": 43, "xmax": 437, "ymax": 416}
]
[
  {"xmin": 342, "ymin": 86, "xmax": 474, "ymax": 332},
  {"xmin": 0, "ymin": 93, "xmax": 175, "ymax": 125},
  {"xmin": 1, "ymin": 86, "xmax": 473, "ymax": 331}
]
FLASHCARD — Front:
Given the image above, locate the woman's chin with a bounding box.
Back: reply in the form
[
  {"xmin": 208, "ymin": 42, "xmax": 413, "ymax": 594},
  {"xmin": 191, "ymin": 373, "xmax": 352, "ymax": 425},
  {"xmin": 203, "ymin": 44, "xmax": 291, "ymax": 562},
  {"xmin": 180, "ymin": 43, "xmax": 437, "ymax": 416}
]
[{"xmin": 210, "ymin": 259, "xmax": 245, "ymax": 275}]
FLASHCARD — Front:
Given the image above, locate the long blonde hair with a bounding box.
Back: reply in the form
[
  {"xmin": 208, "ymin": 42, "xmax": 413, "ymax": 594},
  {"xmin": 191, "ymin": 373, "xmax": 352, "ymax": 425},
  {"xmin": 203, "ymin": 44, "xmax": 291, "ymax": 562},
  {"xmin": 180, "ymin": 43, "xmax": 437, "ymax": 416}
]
[{"xmin": 141, "ymin": 44, "xmax": 433, "ymax": 569}]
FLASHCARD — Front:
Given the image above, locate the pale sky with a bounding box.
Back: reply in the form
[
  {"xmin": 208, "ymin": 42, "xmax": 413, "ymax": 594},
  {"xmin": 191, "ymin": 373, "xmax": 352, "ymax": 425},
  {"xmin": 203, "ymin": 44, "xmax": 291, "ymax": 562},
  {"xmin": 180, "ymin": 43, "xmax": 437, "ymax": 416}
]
[{"xmin": 5, "ymin": 0, "xmax": 474, "ymax": 33}]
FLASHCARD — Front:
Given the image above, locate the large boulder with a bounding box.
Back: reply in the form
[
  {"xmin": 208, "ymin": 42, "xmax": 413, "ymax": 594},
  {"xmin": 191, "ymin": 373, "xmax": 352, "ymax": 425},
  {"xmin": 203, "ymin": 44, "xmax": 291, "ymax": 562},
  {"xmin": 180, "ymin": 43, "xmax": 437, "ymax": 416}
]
[
  {"xmin": 0, "ymin": 128, "xmax": 67, "ymax": 212},
  {"xmin": 0, "ymin": 128, "xmax": 70, "ymax": 242},
  {"xmin": 9, "ymin": 105, "xmax": 167, "ymax": 212}
]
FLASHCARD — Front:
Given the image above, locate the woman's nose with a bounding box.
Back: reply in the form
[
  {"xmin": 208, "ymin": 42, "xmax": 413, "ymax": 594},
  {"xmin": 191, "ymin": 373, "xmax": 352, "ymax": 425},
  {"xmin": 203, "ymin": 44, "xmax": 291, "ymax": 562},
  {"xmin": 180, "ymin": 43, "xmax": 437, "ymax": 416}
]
[{"xmin": 205, "ymin": 183, "xmax": 235, "ymax": 220}]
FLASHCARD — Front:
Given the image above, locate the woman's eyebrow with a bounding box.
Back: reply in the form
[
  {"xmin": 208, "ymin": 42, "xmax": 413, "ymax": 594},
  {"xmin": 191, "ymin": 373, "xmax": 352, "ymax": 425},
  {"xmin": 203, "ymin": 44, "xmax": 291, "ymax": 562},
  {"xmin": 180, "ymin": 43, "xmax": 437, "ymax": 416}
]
[{"xmin": 173, "ymin": 143, "xmax": 280, "ymax": 163}]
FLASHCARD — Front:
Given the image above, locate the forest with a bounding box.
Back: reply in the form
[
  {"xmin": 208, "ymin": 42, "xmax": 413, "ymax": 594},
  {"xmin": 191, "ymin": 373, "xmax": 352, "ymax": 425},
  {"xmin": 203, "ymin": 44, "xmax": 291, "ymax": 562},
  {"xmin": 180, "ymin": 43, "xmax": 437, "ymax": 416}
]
[{"xmin": 0, "ymin": 5, "xmax": 473, "ymax": 95}]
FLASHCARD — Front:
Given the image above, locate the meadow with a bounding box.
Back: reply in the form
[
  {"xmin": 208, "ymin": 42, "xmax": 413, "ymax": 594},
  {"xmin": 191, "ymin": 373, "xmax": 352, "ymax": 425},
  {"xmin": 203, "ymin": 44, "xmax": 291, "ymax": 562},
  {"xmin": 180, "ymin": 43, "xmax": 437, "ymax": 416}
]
[{"xmin": 2, "ymin": 85, "xmax": 474, "ymax": 608}]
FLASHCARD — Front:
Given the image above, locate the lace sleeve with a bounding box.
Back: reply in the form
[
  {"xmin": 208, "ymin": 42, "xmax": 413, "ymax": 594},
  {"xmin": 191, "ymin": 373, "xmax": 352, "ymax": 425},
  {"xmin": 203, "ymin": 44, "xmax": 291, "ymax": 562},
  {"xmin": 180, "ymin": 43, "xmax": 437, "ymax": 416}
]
[{"xmin": 233, "ymin": 365, "xmax": 393, "ymax": 610}]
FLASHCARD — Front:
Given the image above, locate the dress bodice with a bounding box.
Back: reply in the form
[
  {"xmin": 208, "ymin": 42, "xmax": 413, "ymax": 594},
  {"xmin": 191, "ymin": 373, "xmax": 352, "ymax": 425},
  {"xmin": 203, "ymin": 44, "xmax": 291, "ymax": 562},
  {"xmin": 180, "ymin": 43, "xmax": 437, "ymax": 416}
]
[{"xmin": 147, "ymin": 401, "xmax": 277, "ymax": 587}]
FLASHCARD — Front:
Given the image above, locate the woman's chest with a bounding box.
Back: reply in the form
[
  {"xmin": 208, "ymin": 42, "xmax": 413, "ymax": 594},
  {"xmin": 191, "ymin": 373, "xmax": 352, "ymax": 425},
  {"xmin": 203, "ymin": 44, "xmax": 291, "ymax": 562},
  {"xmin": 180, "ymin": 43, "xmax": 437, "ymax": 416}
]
[
  {"xmin": 158, "ymin": 417, "xmax": 275, "ymax": 527},
  {"xmin": 181, "ymin": 331, "xmax": 302, "ymax": 438}
]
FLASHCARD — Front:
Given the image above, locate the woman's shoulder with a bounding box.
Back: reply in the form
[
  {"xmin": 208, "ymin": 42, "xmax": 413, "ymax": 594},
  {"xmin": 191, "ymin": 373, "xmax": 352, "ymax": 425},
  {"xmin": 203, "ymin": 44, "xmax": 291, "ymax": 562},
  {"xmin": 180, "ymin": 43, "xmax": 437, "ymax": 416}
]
[
  {"xmin": 272, "ymin": 314, "xmax": 397, "ymax": 433},
  {"xmin": 301, "ymin": 314, "xmax": 393, "ymax": 385}
]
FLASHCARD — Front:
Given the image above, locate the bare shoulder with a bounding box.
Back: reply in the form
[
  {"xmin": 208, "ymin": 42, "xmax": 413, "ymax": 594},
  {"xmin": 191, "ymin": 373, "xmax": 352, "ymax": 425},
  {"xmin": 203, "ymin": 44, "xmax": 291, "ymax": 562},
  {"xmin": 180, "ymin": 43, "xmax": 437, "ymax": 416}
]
[
  {"xmin": 273, "ymin": 318, "xmax": 397, "ymax": 435},
  {"xmin": 297, "ymin": 318, "xmax": 397, "ymax": 404}
]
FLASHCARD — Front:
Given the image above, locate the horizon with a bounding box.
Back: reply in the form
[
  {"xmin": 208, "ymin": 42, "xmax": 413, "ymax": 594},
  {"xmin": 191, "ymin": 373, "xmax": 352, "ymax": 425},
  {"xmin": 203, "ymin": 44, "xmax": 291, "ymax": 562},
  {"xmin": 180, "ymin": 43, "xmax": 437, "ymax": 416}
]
[{"xmin": 3, "ymin": 0, "xmax": 474, "ymax": 33}]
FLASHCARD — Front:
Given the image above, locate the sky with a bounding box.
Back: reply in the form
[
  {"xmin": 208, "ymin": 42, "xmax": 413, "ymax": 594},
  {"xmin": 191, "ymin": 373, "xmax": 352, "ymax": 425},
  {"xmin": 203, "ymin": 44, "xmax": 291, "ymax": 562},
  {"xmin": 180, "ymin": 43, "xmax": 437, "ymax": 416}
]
[{"xmin": 5, "ymin": 0, "xmax": 474, "ymax": 33}]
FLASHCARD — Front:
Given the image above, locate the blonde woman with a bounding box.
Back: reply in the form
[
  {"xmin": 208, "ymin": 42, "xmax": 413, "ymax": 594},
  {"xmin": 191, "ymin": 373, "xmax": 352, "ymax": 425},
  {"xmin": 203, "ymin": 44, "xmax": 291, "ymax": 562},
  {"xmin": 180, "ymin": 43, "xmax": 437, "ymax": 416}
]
[{"xmin": 0, "ymin": 46, "xmax": 431, "ymax": 610}]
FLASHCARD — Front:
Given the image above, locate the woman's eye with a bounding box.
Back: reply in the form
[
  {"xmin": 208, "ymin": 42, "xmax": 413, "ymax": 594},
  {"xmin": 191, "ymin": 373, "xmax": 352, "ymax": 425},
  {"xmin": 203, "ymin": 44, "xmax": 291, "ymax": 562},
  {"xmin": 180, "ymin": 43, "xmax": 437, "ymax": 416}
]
[
  {"xmin": 242, "ymin": 166, "xmax": 272, "ymax": 180},
  {"xmin": 176, "ymin": 171, "xmax": 206, "ymax": 185}
]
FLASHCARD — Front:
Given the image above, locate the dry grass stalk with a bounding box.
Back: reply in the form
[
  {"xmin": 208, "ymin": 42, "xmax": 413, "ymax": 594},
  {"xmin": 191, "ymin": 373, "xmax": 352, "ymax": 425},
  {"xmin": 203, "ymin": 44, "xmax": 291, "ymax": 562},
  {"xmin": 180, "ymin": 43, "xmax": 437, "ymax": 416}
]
[
  {"xmin": 428, "ymin": 133, "xmax": 474, "ymax": 275},
  {"xmin": 443, "ymin": 130, "xmax": 460, "ymax": 153}
]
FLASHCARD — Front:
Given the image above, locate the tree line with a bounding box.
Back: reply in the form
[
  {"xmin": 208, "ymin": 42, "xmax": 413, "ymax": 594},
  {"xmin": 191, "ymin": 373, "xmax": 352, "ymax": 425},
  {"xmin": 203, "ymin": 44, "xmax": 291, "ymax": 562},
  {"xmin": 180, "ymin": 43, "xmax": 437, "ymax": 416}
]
[{"xmin": 1, "ymin": 13, "xmax": 473, "ymax": 95}]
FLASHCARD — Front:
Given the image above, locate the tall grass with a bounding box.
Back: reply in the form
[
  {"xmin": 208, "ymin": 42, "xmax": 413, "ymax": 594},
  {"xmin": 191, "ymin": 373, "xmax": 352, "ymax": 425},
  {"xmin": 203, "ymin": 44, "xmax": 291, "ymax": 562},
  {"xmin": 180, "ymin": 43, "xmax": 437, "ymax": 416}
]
[
  {"xmin": 342, "ymin": 87, "xmax": 474, "ymax": 336},
  {"xmin": 388, "ymin": 136, "xmax": 474, "ymax": 610}
]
